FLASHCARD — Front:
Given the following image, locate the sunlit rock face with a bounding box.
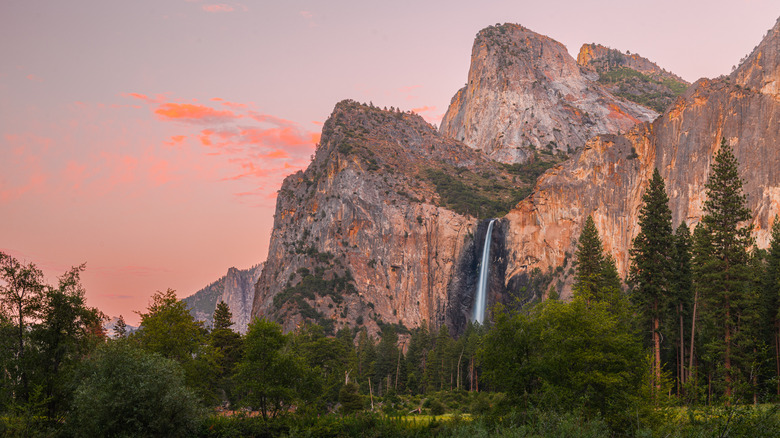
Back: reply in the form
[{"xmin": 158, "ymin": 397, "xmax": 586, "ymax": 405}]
[
  {"xmin": 250, "ymin": 17, "xmax": 780, "ymax": 333},
  {"xmin": 252, "ymin": 101, "xmax": 529, "ymax": 335},
  {"xmin": 502, "ymin": 17, "xmax": 780, "ymax": 299},
  {"xmin": 440, "ymin": 23, "xmax": 656, "ymax": 164},
  {"xmin": 731, "ymin": 17, "xmax": 780, "ymax": 96},
  {"xmin": 183, "ymin": 264, "xmax": 262, "ymax": 334}
]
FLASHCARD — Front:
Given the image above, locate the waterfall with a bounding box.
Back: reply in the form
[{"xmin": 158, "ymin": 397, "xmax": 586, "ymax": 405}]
[{"xmin": 473, "ymin": 219, "xmax": 496, "ymax": 324}]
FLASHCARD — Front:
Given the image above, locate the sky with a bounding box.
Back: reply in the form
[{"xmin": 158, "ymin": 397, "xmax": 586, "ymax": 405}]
[{"xmin": 1, "ymin": 0, "xmax": 778, "ymax": 325}]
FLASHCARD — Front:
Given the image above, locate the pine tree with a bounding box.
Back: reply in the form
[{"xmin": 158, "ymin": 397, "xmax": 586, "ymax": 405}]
[
  {"xmin": 209, "ymin": 301, "xmax": 242, "ymax": 404},
  {"xmin": 114, "ymin": 315, "xmax": 128, "ymax": 338},
  {"xmin": 629, "ymin": 168, "xmax": 674, "ymax": 392},
  {"xmin": 212, "ymin": 301, "xmax": 234, "ymax": 331},
  {"xmin": 670, "ymin": 223, "xmax": 693, "ymax": 390},
  {"xmin": 697, "ymin": 138, "xmax": 754, "ymax": 400},
  {"xmin": 762, "ymin": 218, "xmax": 780, "ymax": 397},
  {"xmin": 574, "ymin": 215, "xmax": 606, "ymax": 304}
]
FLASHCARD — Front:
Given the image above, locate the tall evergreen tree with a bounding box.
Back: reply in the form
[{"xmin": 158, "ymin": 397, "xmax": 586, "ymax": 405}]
[
  {"xmin": 697, "ymin": 138, "xmax": 754, "ymax": 400},
  {"xmin": 670, "ymin": 223, "xmax": 693, "ymax": 391},
  {"xmin": 762, "ymin": 218, "xmax": 780, "ymax": 398},
  {"xmin": 629, "ymin": 168, "xmax": 674, "ymax": 392},
  {"xmin": 574, "ymin": 215, "xmax": 606, "ymax": 304},
  {"xmin": 114, "ymin": 315, "xmax": 128, "ymax": 338},
  {"xmin": 209, "ymin": 301, "xmax": 242, "ymax": 405}
]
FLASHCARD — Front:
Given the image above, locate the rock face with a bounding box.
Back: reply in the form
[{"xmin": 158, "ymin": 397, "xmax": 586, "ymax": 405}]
[
  {"xmin": 250, "ymin": 16, "xmax": 780, "ymax": 335},
  {"xmin": 577, "ymin": 44, "xmax": 690, "ymax": 113},
  {"xmin": 251, "ymin": 101, "xmax": 531, "ymax": 335},
  {"xmin": 500, "ymin": 17, "xmax": 780, "ymax": 299},
  {"xmin": 183, "ymin": 264, "xmax": 263, "ymax": 334},
  {"xmin": 439, "ymin": 23, "xmax": 657, "ymax": 164},
  {"xmin": 731, "ymin": 16, "xmax": 780, "ymax": 95}
]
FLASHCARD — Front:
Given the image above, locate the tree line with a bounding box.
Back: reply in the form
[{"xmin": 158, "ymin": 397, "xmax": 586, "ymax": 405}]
[{"xmin": 2, "ymin": 138, "xmax": 780, "ymax": 436}]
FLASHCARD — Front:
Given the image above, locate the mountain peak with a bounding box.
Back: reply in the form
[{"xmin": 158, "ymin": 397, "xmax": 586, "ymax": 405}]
[
  {"xmin": 440, "ymin": 23, "xmax": 656, "ymax": 164},
  {"xmin": 731, "ymin": 16, "xmax": 780, "ymax": 95}
]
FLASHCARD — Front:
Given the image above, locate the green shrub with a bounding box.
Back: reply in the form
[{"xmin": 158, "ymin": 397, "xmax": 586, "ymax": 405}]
[{"xmin": 68, "ymin": 341, "xmax": 201, "ymax": 437}]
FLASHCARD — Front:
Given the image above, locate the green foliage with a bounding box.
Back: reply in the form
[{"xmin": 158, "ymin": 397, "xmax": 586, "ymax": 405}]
[
  {"xmin": 34, "ymin": 264, "xmax": 104, "ymax": 416},
  {"xmin": 68, "ymin": 341, "xmax": 201, "ymax": 437},
  {"xmin": 209, "ymin": 301, "xmax": 243, "ymax": 405},
  {"xmin": 598, "ymin": 66, "xmax": 648, "ymax": 83},
  {"xmin": 0, "ymin": 252, "xmax": 46, "ymax": 406},
  {"xmin": 273, "ymin": 261, "xmax": 356, "ymax": 334},
  {"xmin": 482, "ymin": 297, "xmax": 649, "ymax": 432},
  {"xmin": 133, "ymin": 289, "xmax": 219, "ymax": 405},
  {"xmin": 573, "ymin": 216, "xmax": 622, "ymax": 307},
  {"xmin": 0, "ymin": 253, "xmax": 103, "ymax": 425},
  {"xmin": 339, "ymin": 382, "xmax": 363, "ymax": 414},
  {"xmin": 629, "ymin": 168, "xmax": 674, "ymax": 390},
  {"xmin": 235, "ymin": 318, "xmax": 316, "ymax": 419},
  {"xmin": 425, "ymin": 168, "xmax": 526, "ymax": 219},
  {"xmin": 597, "ymin": 67, "xmax": 688, "ymax": 113},
  {"xmin": 694, "ymin": 138, "xmax": 756, "ymax": 401}
]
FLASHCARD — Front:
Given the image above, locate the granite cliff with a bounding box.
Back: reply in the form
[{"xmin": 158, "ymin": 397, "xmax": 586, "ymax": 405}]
[
  {"xmin": 577, "ymin": 44, "xmax": 689, "ymax": 113},
  {"xmin": 183, "ymin": 263, "xmax": 262, "ymax": 334},
  {"xmin": 250, "ymin": 100, "xmax": 552, "ymax": 335},
  {"xmin": 500, "ymin": 16, "xmax": 780, "ymax": 300},
  {"xmin": 249, "ymin": 17, "xmax": 780, "ymax": 334},
  {"xmin": 439, "ymin": 23, "xmax": 657, "ymax": 164}
]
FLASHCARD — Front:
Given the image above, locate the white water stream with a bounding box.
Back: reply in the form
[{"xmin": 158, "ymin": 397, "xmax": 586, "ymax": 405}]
[{"xmin": 473, "ymin": 219, "xmax": 496, "ymax": 324}]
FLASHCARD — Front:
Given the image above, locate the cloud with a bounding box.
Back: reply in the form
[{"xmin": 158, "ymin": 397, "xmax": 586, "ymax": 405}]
[
  {"xmin": 410, "ymin": 105, "xmax": 443, "ymax": 125},
  {"xmin": 154, "ymin": 103, "xmax": 239, "ymax": 123},
  {"xmin": 411, "ymin": 105, "xmax": 436, "ymax": 114},
  {"xmin": 400, "ymin": 85, "xmax": 421, "ymax": 101},
  {"xmin": 122, "ymin": 92, "xmax": 165, "ymax": 104},
  {"xmin": 203, "ymin": 4, "xmax": 234, "ymax": 12},
  {"xmin": 299, "ymin": 10, "xmax": 317, "ymax": 27},
  {"xmin": 163, "ymin": 135, "xmax": 187, "ymax": 148},
  {"xmin": 1, "ymin": 134, "xmax": 50, "ymax": 202},
  {"xmin": 122, "ymin": 93, "xmax": 318, "ymax": 202}
]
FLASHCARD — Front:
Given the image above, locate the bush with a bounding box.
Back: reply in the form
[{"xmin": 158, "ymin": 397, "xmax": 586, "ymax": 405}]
[
  {"xmin": 67, "ymin": 341, "xmax": 202, "ymax": 437},
  {"xmin": 429, "ymin": 398, "xmax": 445, "ymax": 416}
]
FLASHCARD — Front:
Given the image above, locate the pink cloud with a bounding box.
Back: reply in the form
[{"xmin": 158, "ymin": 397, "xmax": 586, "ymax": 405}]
[
  {"xmin": 63, "ymin": 160, "xmax": 88, "ymax": 190},
  {"xmin": 412, "ymin": 105, "xmax": 436, "ymax": 114},
  {"xmin": 121, "ymin": 92, "xmax": 318, "ymax": 200},
  {"xmin": 399, "ymin": 85, "xmax": 421, "ymax": 93},
  {"xmin": 122, "ymin": 92, "xmax": 166, "ymax": 104},
  {"xmin": 1, "ymin": 134, "xmax": 51, "ymax": 202},
  {"xmin": 400, "ymin": 85, "xmax": 422, "ymax": 101},
  {"xmin": 154, "ymin": 102, "xmax": 239, "ymax": 123},
  {"xmin": 163, "ymin": 135, "xmax": 187, "ymax": 148},
  {"xmin": 149, "ymin": 159, "xmax": 174, "ymax": 186},
  {"xmin": 203, "ymin": 4, "xmax": 234, "ymax": 12}
]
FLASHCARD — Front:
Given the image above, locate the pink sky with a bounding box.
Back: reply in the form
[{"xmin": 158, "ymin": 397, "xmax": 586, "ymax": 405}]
[{"xmin": 1, "ymin": 1, "xmax": 778, "ymax": 325}]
